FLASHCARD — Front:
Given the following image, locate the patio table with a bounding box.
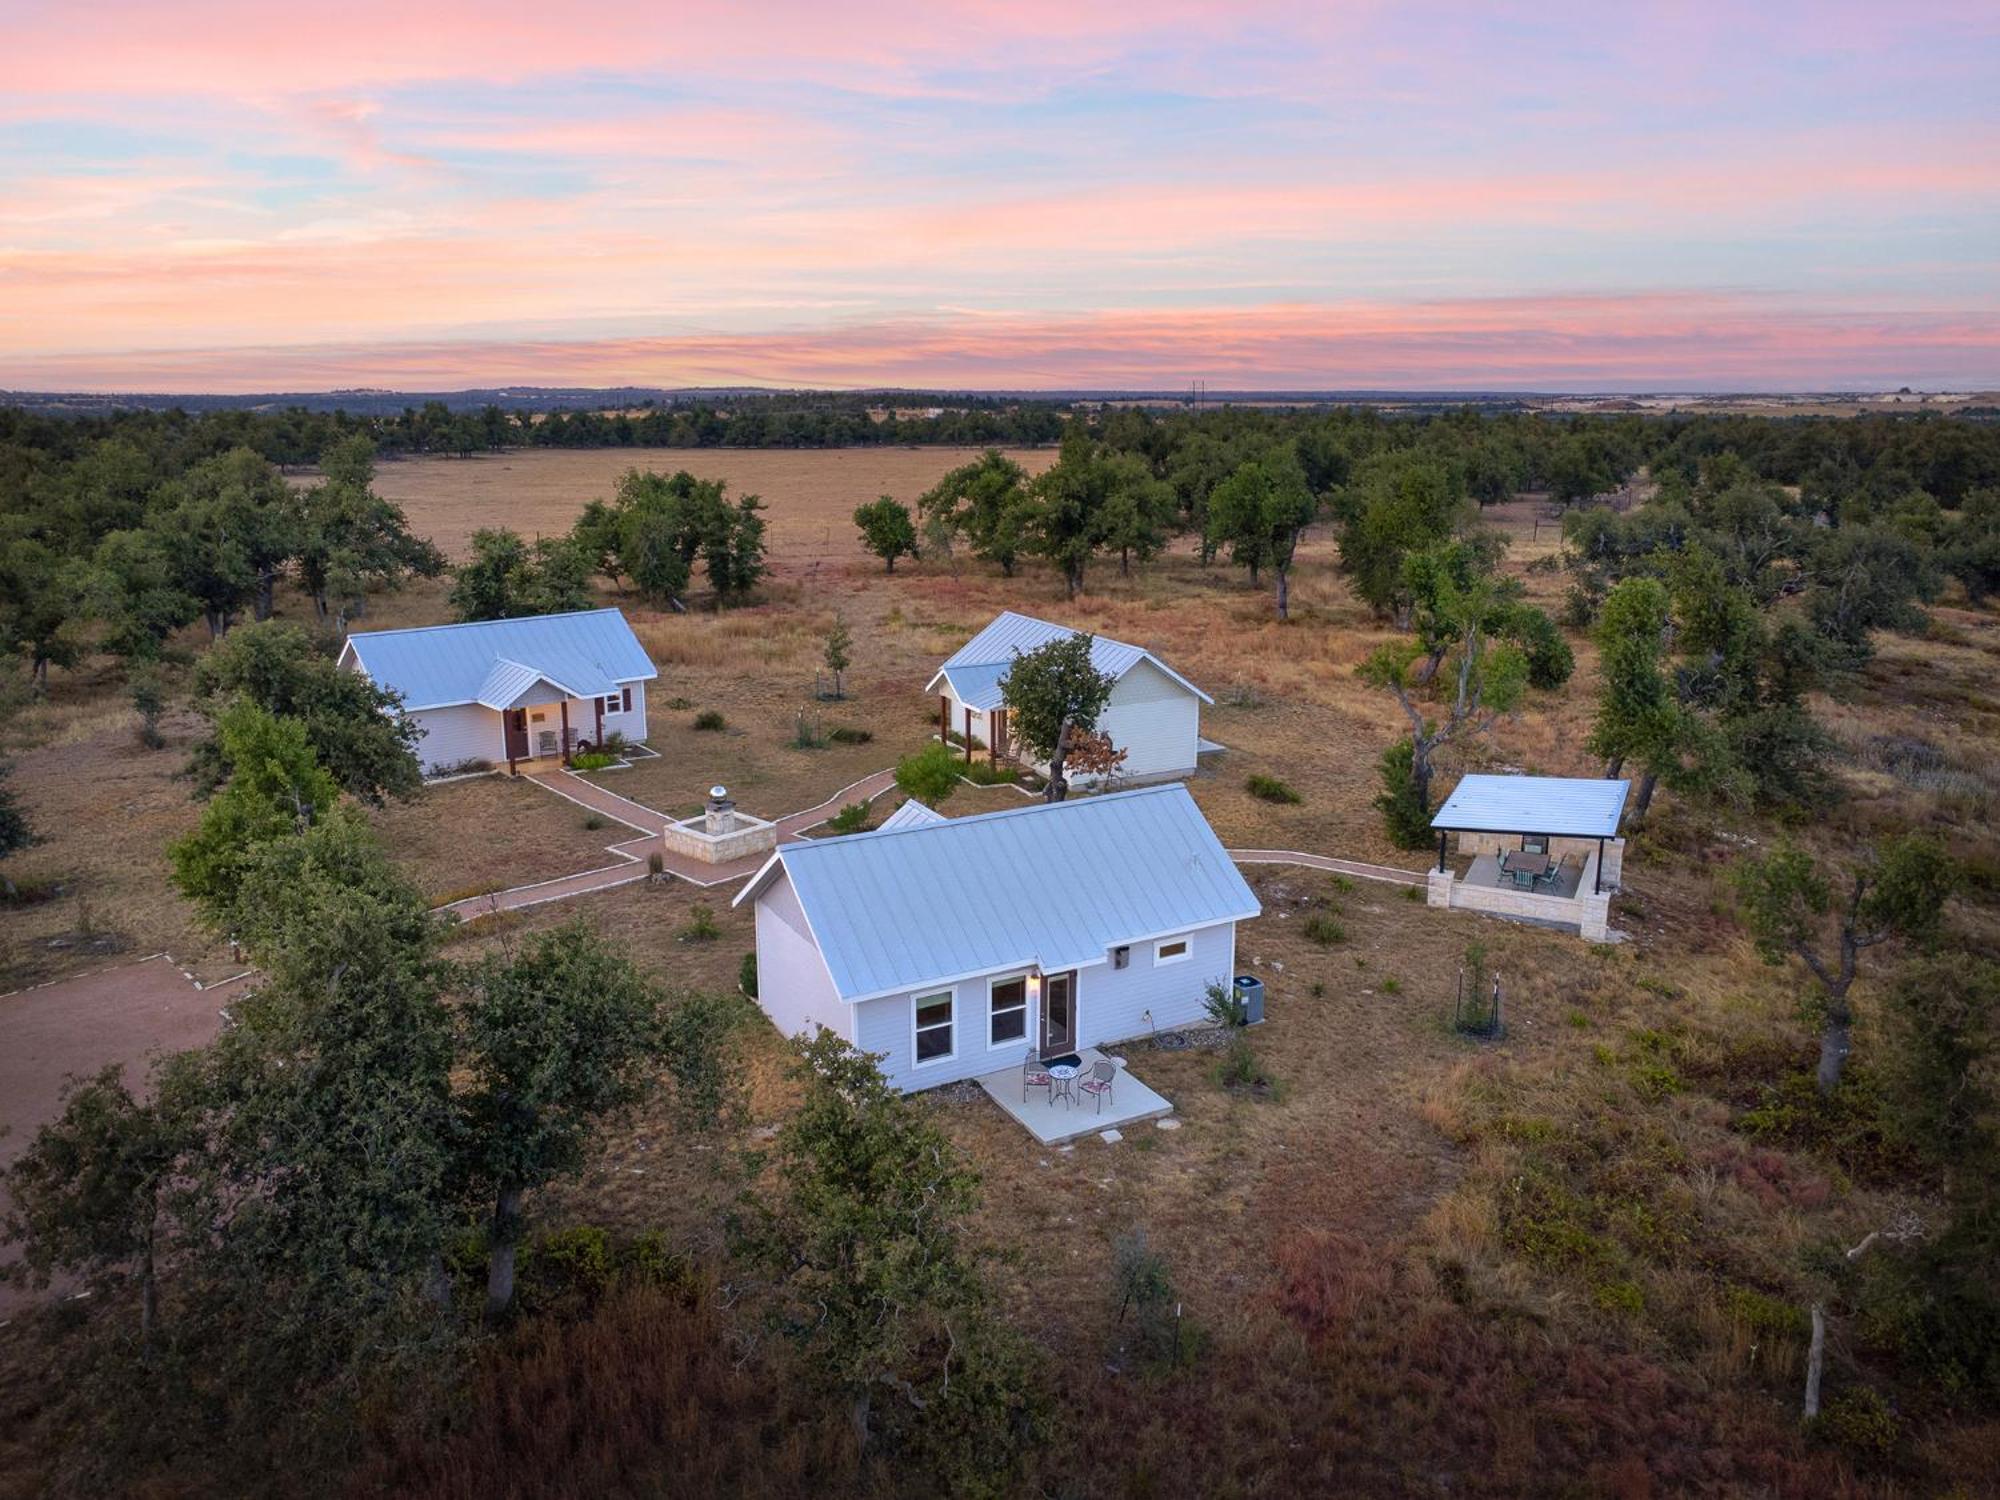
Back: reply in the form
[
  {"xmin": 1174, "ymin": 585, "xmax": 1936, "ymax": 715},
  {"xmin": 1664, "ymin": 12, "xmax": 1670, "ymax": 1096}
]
[
  {"xmin": 1045, "ymin": 1060, "xmax": 1080, "ymax": 1108},
  {"xmin": 1499, "ymin": 851, "xmax": 1552, "ymax": 888}
]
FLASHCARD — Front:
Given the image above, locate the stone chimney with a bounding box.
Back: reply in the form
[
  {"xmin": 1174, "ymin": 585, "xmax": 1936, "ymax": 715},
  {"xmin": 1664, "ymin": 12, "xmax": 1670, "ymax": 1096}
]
[{"xmin": 705, "ymin": 785, "xmax": 736, "ymax": 835}]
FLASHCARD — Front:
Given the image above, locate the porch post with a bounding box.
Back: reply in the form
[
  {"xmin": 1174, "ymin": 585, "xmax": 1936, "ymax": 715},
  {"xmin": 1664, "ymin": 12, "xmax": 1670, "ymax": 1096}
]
[
  {"xmin": 939, "ymin": 694, "xmax": 949, "ymax": 744},
  {"xmin": 1437, "ymin": 829, "xmax": 1447, "ymax": 873},
  {"xmin": 989, "ymin": 710, "xmax": 999, "ymax": 768},
  {"xmin": 964, "ymin": 706, "xmax": 973, "ymax": 765},
  {"xmin": 559, "ymin": 699, "xmax": 572, "ymax": 766},
  {"xmin": 505, "ymin": 711, "xmax": 516, "ymax": 777},
  {"xmin": 593, "ymin": 696, "xmax": 604, "ymax": 747}
]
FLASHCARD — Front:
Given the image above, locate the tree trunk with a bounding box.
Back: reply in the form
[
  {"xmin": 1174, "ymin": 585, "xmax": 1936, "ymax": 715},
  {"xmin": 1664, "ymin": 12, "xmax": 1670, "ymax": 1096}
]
[
  {"xmin": 254, "ymin": 569, "xmax": 277, "ymax": 621},
  {"xmin": 204, "ymin": 609, "xmax": 226, "ymax": 641},
  {"xmin": 1602, "ymin": 754, "xmax": 1624, "ymax": 778},
  {"xmin": 1120, "ymin": 546, "xmax": 1130, "ymax": 576},
  {"xmin": 1247, "ymin": 561, "xmax": 1260, "ymax": 588},
  {"xmin": 1803, "ymin": 1304, "xmax": 1826, "ymax": 1419},
  {"xmin": 1633, "ymin": 769, "xmax": 1659, "ymax": 817},
  {"xmin": 1065, "ymin": 564, "xmax": 1082, "ymax": 599},
  {"xmin": 1275, "ymin": 567, "xmax": 1290, "ymax": 621},
  {"xmin": 485, "ymin": 1182, "xmax": 525, "ymax": 1321},
  {"xmin": 1045, "ymin": 722, "xmax": 1073, "ymax": 803},
  {"xmin": 1815, "ymin": 995, "xmax": 1852, "ymax": 1093},
  {"xmin": 139, "ymin": 1238, "xmax": 158, "ymax": 1352},
  {"xmin": 1410, "ymin": 736, "xmax": 1435, "ymax": 816}
]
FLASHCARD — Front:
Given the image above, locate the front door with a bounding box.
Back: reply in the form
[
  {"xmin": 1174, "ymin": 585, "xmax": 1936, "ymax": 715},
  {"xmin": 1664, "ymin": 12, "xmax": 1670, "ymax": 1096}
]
[
  {"xmin": 504, "ymin": 709, "xmax": 530, "ymax": 763},
  {"xmin": 1039, "ymin": 970, "xmax": 1077, "ymax": 1057}
]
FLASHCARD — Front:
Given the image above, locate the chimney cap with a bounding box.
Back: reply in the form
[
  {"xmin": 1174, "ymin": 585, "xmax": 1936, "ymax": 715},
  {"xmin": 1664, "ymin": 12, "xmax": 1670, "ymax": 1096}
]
[{"xmin": 709, "ymin": 785, "xmax": 729, "ymax": 800}]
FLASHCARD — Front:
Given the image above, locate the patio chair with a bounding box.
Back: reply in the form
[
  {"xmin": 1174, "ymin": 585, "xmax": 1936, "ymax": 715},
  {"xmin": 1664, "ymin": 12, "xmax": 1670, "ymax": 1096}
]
[
  {"xmin": 1022, "ymin": 1047, "xmax": 1053, "ymax": 1104},
  {"xmin": 1079, "ymin": 1060, "xmax": 1116, "ymax": 1114},
  {"xmin": 1534, "ymin": 858, "xmax": 1567, "ymax": 893}
]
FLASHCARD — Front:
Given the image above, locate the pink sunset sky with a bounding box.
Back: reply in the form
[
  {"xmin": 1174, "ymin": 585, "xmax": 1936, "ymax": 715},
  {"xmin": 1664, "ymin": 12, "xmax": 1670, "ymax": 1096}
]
[{"xmin": 2, "ymin": 0, "xmax": 1997, "ymax": 392}]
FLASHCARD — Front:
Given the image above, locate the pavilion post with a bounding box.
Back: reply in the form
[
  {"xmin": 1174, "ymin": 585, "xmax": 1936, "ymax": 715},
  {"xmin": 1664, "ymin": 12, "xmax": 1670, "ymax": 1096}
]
[
  {"xmin": 1595, "ymin": 837, "xmax": 1604, "ymax": 894},
  {"xmin": 1437, "ymin": 830, "xmax": 1448, "ymax": 873}
]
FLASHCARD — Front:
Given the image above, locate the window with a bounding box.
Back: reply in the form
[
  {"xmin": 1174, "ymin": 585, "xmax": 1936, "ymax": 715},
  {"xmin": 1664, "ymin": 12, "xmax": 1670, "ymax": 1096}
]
[
  {"xmin": 914, "ymin": 991, "xmax": 955, "ymax": 1063},
  {"xmin": 1154, "ymin": 936, "xmax": 1191, "ymax": 966},
  {"xmin": 989, "ymin": 977, "xmax": 1027, "ymax": 1047}
]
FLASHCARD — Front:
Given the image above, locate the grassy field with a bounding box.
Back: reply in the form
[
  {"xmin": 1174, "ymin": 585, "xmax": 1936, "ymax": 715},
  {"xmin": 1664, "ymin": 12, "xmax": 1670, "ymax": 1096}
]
[{"xmin": 5, "ymin": 444, "xmax": 1998, "ymax": 1492}]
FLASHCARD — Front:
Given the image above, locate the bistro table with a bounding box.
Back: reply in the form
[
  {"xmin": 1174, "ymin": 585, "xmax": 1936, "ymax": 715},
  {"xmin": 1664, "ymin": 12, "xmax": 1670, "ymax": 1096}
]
[
  {"xmin": 1499, "ymin": 850, "xmax": 1553, "ymax": 889},
  {"xmin": 1044, "ymin": 1056, "xmax": 1082, "ymax": 1107}
]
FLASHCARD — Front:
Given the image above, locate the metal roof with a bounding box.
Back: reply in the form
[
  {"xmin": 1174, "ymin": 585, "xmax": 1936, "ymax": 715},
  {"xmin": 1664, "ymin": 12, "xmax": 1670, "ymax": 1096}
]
[
  {"xmin": 735, "ymin": 784, "xmax": 1259, "ymax": 1002},
  {"xmin": 925, "ymin": 611, "xmax": 1212, "ymax": 707},
  {"xmin": 877, "ymin": 799, "xmax": 947, "ymax": 831},
  {"xmin": 1431, "ymin": 774, "xmax": 1630, "ymax": 839},
  {"xmin": 339, "ymin": 608, "xmax": 656, "ymax": 711}
]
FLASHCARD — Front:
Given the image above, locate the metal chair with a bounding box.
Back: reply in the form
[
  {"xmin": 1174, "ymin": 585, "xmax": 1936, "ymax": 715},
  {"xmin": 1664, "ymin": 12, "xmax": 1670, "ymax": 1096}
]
[
  {"xmin": 1022, "ymin": 1047, "xmax": 1053, "ymax": 1104},
  {"xmin": 1079, "ymin": 1060, "xmax": 1116, "ymax": 1113}
]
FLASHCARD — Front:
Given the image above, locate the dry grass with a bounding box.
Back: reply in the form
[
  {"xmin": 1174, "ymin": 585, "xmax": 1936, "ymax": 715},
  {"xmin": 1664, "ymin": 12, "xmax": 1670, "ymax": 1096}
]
[{"xmin": 368, "ymin": 774, "xmax": 637, "ymax": 903}]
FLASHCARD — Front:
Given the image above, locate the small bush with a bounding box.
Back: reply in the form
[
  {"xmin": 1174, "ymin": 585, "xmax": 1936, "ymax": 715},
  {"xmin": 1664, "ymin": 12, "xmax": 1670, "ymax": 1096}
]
[
  {"xmin": 1203, "ymin": 979, "xmax": 1247, "ymax": 1027},
  {"xmin": 896, "ymin": 741, "xmax": 960, "ymax": 808},
  {"xmin": 520, "ymin": 1225, "xmax": 614, "ymax": 1309},
  {"xmin": 1214, "ymin": 1036, "xmax": 1280, "ymax": 1097},
  {"xmin": 1109, "ymin": 1230, "xmax": 1195, "ymax": 1370},
  {"xmin": 692, "ymin": 710, "xmax": 726, "ymax": 731},
  {"xmin": 1809, "ymin": 1386, "xmax": 1900, "ymax": 1460},
  {"xmin": 738, "ymin": 951, "xmax": 757, "ymax": 997},
  {"xmin": 791, "ymin": 713, "xmax": 829, "ymax": 750},
  {"xmin": 432, "ymin": 757, "xmax": 494, "ymax": 777},
  {"xmin": 827, "ymin": 725, "xmax": 873, "ymax": 745},
  {"xmin": 1373, "ymin": 737, "xmax": 1432, "ymax": 848},
  {"xmin": 1382, "ymin": 977, "xmax": 1402, "ymax": 995},
  {"xmin": 677, "ymin": 903, "xmax": 721, "ymax": 942},
  {"xmin": 571, "ymin": 751, "xmax": 617, "ymax": 771},
  {"xmin": 1302, "ymin": 913, "xmax": 1345, "ymax": 946},
  {"xmin": 666, "ymin": 695, "xmax": 693, "ymax": 710},
  {"xmin": 1246, "ymin": 773, "xmax": 1301, "ymax": 805},
  {"xmin": 960, "ymin": 760, "xmax": 1021, "ymax": 786},
  {"xmin": 826, "ymin": 801, "xmax": 872, "ymax": 834},
  {"xmin": 582, "ymin": 812, "xmax": 608, "ymax": 831}
]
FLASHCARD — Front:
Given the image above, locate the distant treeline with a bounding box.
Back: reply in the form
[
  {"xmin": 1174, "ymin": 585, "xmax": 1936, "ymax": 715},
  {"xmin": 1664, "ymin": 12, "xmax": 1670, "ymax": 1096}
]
[{"xmin": 1, "ymin": 396, "xmax": 1995, "ymax": 503}]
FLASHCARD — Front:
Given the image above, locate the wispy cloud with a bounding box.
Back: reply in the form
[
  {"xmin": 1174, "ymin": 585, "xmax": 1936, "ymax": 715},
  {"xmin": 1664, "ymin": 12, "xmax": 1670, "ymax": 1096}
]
[{"xmin": 1, "ymin": 2, "xmax": 1996, "ymax": 388}]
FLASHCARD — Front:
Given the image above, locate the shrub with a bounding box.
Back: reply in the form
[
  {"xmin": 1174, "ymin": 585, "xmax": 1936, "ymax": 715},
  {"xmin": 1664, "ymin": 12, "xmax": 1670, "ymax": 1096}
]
[
  {"xmin": 826, "ymin": 725, "xmax": 872, "ymax": 745},
  {"xmin": 825, "ymin": 801, "xmax": 872, "ymax": 834},
  {"xmin": 1246, "ymin": 773, "xmax": 1301, "ymax": 804},
  {"xmin": 1382, "ymin": 977, "xmax": 1402, "ymax": 995},
  {"xmin": 677, "ymin": 903, "xmax": 721, "ymax": 942},
  {"xmin": 130, "ymin": 669, "xmax": 166, "ymax": 750},
  {"xmin": 521, "ymin": 1225, "xmax": 615, "ymax": 1307},
  {"xmin": 960, "ymin": 760, "xmax": 1020, "ymax": 786},
  {"xmin": 1214, "ymin": 1036, "xmax": 1280, "ymax": 1097},
  {"xmin": 1809, "ymin": 1386, "xmax": 1900, "ymax": 1460},
  {"xmin": 1373, "ymin": 737, "xmax": 1432, "ymax": 849},
  {"xmin": 1203, "ymin": 979, "xmax": 1247, "ymax": 1027},
  {"xmin": 791, "ymin": 713, "xmax": 829, "ymax": 749},
  {"xmin": 738, "ymin": 951, "xmax": 757, "ymax": 997},
  {"xmin": 432, "ymin": 756, "xmax": 495, "ymax": 777},
  {"xmin": 571, "ymin": 751, "xmax": 617, "ymax": 771},
  {"xmin": 896, "ymin": 741, "xmax": 960, "ymax": 808},
  {"xmin": 692, "ymin": 710, "xmax": 726, "ymax": 731},
  {"xmin": 665, "ymin": 696, "xmax": 692, "ymax": 710},
  {"xmin": 1109, "ymin": 1230, "xmax": 1194, "ymax": 1370},
  {"xmin": 1302, "ymin": 913, "xmax": 1345, "ymax": 946},
  {"xmin": 582, "ymin": 812, "xmax": 607, "ymax": 831}
]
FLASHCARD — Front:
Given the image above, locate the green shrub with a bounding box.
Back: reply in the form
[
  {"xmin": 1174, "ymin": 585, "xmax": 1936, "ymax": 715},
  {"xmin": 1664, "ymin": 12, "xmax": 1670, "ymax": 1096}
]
[
  {"xmin": 1246, "ymin": 773, "xmax": 1301, "ymax": 804},
  {"xmin": 1214, "ymin": 1036, "xmax": 1280, "ymax": 1097},
  {"xmin": 1725, "ymin": 1285, "xmax": 1810, "ymax": 1341},
  {"xmin": 1302, "ymin": 913, "xmax": 1345, "ymax": 946},
  {"xmin": 1809, "ymin": 1386, "xmax": 1900, "ymax": 1460},
  {"xmin": 582, "ymin": 812, "xmax": 607, "ymax": 831},
  {"xmin": 791, "ymin": 713, "xmax": 829, "ymax": 749},
  {"xmin": 960, "ymin": 760, "xmax": 1021, "ymax": 786},
  {"xmin": 1382, "ymin": 977, "xmax": 1401, "ymax": 995},
  {"xmin": 739, "ymin": 951, "xmax": 758, "ymax": 997},
  {"xmin": 896, "ymin": 741, "xmax": 960, "ymax": 808},
  {"xmin": 1110, "ymin": 1230, "xmax": 1196, "ymax": 1370},
  {"xmin": 677, "ymin": 903, "xmax": 721, "ymax": 942},
  {"xmin": 1203, "ymin": 979, "xmax": 1247, "ymax": 1027},
  {"xmin": 827, "ymin": 725, "xmax": 872, "ymax": 745},
  {"xmin": 692, "ymin": 709, "xmax": 725, "ymax": 731},
  {"xmin": 1591, "ymin": 1279, "xmax": 1645, "ymax": 1315},
  {"xmin": 620, "ymin": 1230, "xmax": 695, "ymax": 1292},
  {"xmin": 826, "ymin": 801, "xmax": 872, "ymax": 833},
  {"xmin": 521, "ymin": 1224, "xmax": 614, "ymax": 1306},
  {"xmin": 571, "ymin": 751, "xmax": 616, "ymax": 771},
  {"xmin": 1373, "ymin": 737, "xmax": 1432, "ymax": 848}
]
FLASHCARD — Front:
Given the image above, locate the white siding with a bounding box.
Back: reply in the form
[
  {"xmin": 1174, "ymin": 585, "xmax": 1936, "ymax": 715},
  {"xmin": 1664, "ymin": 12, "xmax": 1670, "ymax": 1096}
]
[
  {"xmin": 1099, "ymin": 660, "xmax": 1201, "ymax": 781},
  {"xmin": 752, "ymin": 872, "xmax": 852, "ymax": 1045},
  {"xmin": 411, "ymin": 704, "xmax": 503, "ymax": 774},
  {"xmin": 596, "ymin": 680, "xmax": 648, "ymax": 745},
  {"xmin": 851, "ymin": 918, "xmax": 1238, "ymax": 1092}
]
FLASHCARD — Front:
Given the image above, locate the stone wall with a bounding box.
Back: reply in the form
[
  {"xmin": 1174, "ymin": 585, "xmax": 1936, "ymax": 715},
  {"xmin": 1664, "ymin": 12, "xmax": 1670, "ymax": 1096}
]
[
  {"xmin": 661, "ymin": 815, "xmax": 777, "ymax": 865},
  {"xmin": 1431, "ymin": 849, "xmax": 1614, "ymax": 941},
  {"xmin": 1452, "ymin": 832, "xmax": 1623, "ymax": 887}
]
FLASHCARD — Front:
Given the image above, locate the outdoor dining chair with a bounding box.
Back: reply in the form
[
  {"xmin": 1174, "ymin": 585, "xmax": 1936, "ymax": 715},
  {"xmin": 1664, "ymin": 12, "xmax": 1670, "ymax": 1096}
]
[
  {"xmin": 1022, "ymin": 1047, "xmax": 1053, "ymax": 1104},
  {"xmin": 1079, "ymin": 1059, "xmax": 1116, "ymax": 1113}
]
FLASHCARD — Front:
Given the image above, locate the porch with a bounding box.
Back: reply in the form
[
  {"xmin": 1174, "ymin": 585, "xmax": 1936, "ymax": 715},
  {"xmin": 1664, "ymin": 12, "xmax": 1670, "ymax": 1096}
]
[{"xmin": 974, "ymin": 1046, "xmax": 1174, "ymax": 1145}]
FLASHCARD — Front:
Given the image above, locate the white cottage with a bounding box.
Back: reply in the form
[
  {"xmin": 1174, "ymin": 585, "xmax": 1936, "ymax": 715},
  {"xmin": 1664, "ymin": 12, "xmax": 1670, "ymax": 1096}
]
[
  {"xmin": 732, "ymin": 784, "xmax": 1260, "ymax": 1093},
  {"xmin": 926, "ymin": 611, "xmax": 1212, "ymax": 784},
  {"xmin": 338, "ymin": 607, "xmax": 657, "ymax": 776}
]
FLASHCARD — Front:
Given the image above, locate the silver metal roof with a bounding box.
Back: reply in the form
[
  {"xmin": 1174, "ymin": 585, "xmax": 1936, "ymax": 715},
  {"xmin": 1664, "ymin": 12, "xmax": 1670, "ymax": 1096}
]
[
  {"xmin": 340, "ymin": 608, "xmax": 656, "ymax": 711},
  {"xmin": 924, "ymin": 610, "xmax": 1212, "ymax": 709},
  {"xmin": 736, "ymin": 784, "xmax": 1259, "ymax": 1002},
  {"xmin": 877, "ymin": 799, "xmax": 947, "ymax": 831},
  {"xmin": 1430, "ymin": 774, "xmax": 1630, "ymax": 839}
]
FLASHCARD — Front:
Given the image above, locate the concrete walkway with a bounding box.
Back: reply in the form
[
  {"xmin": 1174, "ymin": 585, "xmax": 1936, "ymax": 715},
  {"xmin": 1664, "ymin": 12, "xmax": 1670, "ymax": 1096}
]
[
  {"xmin": 1228, "ymin": 848, "xmax": 1426, "ymax": 887},
  {"xmin": 443, "ymin": 767, "xmax": 901, "ymax": 922}
]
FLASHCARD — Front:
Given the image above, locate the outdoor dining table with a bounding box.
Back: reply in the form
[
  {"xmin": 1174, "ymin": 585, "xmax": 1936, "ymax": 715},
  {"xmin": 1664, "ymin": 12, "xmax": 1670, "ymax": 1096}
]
[
  {"xmin": 1499, "ymin": 851, "xmax": 1553, "ymax": 888},
  {"xmin": 1044, "ymin": 1056, "xmax": 1082, "ymax": 1107}
]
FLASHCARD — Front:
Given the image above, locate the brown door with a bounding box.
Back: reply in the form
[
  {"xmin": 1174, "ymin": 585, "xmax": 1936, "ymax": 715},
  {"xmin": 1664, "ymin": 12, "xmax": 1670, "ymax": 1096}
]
[
  {"xmin": 504, "ymin": 709, "xmax": 530, "ymax": 761},
  {"xmin": 1039, "ymin": 970, "xmax": 1077, "ymax": 1057}
]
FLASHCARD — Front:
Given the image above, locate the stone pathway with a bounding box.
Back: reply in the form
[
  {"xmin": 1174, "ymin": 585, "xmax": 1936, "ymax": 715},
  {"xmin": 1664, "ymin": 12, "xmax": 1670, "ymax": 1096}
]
[
  {"xmin": 442, "ymin": 767, "xmax": 901, "ymax": 922},
  {"xmin": 1227, "ymin": 848, "xmax": 1426, "ymax": 887}
]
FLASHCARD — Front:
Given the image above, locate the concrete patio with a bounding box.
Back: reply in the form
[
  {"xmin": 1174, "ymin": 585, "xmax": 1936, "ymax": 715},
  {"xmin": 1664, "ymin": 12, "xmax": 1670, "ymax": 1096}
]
[{"xmin": 974, "ymin": 1047, "xmax": 1174, "ymax": 1145}]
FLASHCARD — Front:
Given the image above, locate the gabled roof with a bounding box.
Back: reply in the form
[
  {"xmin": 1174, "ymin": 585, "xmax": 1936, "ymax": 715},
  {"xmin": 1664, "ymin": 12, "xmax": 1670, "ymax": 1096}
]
[
  {"xmin": 877, "ymin": 798, "xmax": 947, "ymax": 832},
  {"xmin": 1431, "ymin": 774, "xmax": 1630, "ymax": 839},
  {"xmin": 924, "ymin": 610, "xmax": 1211, "ymax": 710},
  {"xmin": 339, "ymin": 608, "xmax": 656, "ymax": 712},
  {"xmin": 735, "ymin": 784, "xmax": 1258, "ymax": 1002}
]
